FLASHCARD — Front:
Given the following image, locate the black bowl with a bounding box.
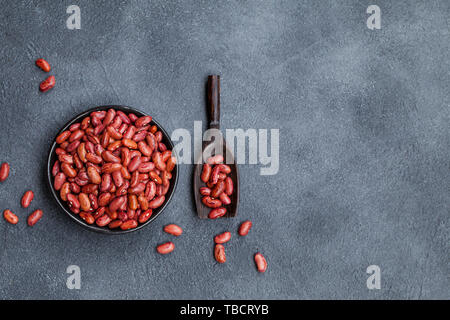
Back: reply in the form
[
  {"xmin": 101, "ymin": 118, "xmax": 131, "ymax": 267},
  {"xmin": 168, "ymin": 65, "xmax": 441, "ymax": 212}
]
[{"xmin": 47, "ymin": 105, "xmax": 178, "ymax": 234}]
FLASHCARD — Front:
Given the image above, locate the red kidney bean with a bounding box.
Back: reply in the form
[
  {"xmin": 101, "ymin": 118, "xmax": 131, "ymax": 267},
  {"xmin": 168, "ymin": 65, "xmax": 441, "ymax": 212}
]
[
  {"xmin": 94, "ymin": 144, "xmax": 105, "ymax": 157},
  {"xmin": 102, "ymin": 163, "xmax": 122, "ymax": 173},
  {"xmin": 56, "ymin": 131, "xmax": 71, "ymax": 144},
  {"xmin": 106, "ymin": 207, "xmax": 117, "ymax": 220},
  {"xmin": 238, "ymin": 220, "xmax": 252, "ymax": 236},
  {"xmin": 66, "ymin": 140, "xmax": 80, "ymax": 153},
  {"xmin": 123, "ymin": 126, "xmax": 136, "ymax": 140},
  {"xmin": 201, "ymin": 164, "xmax": 211, "ymax": 183},
  {"xmin": 199, "ymin": 187, "xmax": 211, "ymax": 196},
  {"xmin": 67, "ymin": 193, "xmax": 80, "ymax": 210},
  {"xmin": 138, "ymin": 141, "xmax": 152, "ymax": 157},
  {"xmin": 218, "ymin": 164, "xmax": 231, "ymax": 174},
  {"xmin": 128, "ymin": 182, "xmax": 145, "ymax": 195},
  {"xmin": 108, "ymin": 220, "xmax": 122, "ymax": 229},
  {"xmin": 21, "ymin": 190, "xmax": 34, "ymax": 208},
  {"xmin": 61, "ymin": 163, "xmax": 77, "ymax": 178},
  {"xmin": 152, "ymin": 152, "xmax": 166, "ymax": 171},
  {"xmin": 55, "ymin": 148, "xmax": 66, "ymax": 156},
  {"xmin": 128, "ymin": 156, "xmax": 142, "ymax": 172},
  {"xmin": 219, "ymin": 193, "xmax": 231, "ymax": 205},
  {"xmin": 138, "ymin": 209, "xmax": 152, "ymax": 223},
  {"xmin": 54, "ymin": 172, "xmax": 66, "ymax": 190},
  {"xmin": 28, "ymin": 209, "xmax": 43, "ymax": 226},
  {"xmin": 164, "ymin": 224, "xmax": 183, "ymax": 236},
  {"xmin": 155, "ymin": 131, "xmax": 162, "ymax": 142},
  {"xmin": 224, "ymin": 177, "xmax": 233, "ymax": 195},
  {"xmin": 135, "ymin": 116, "xmax": 152, "ymax": 128},
  {"xmin": 120, "ymin": 219, "xmax": 137, "ymax": 230},
  {"xmin": 107, "ymin": 140, "xmax": 122, "ymax": 152},
  {"xmin": 78, "ymin": 193, "xmax": 91, "ymax": 212},
  {"xmin": 208, "ymin": 207, "xmax": 227, "ymax": 219},
  {"xmin": 93, "ymin": 124, "xmax": 106, "ymax": 136},
  {"xmin": 128, "ymin": 194, "xmax": 138, "ymax": 210},
  {"xmin": 138, "ymin": 195, "xmax": 149, "ymax": 211},
  {"xmin": 96, "ymin": 214, "xmax": 112, "ymax": 227},
  {"xmin": 161, "ymin": 150, "xmax": 172, "ymax": 162},
  {"xmin": 69, "ymin": 123, "xmax": 80, "ymax": 131},
  {"xmin": 214, "ymin": 231, "xmax": 231, "ymax": 244},
  {"xmin": 82, "ymin": 184, "xmax": 98, "ymax": 195},
  {"xmin": 202, "ymin": 196, "xmax": 222, "ymax": 208},
  {"xmin": 158, "ymin": 143, "xmax": 167, "ymax": 152},
  {"xmin": 102, "ymin": 150, "xmax": 120, "ymax": 163},
  {"xmin": 138, "ymin": 162, "xmax": 155, "ymax": 173},
  {"xmin": 0, "ymin": 162, "xmax": 10, "ymax": 182},
  {"xmin": 100, "ymin": 173, "xmax": 112, "ymax": 192},
  {"xmin": 131, "ymin": 130, "xmax": 146, "ymax": 142},
  {"xmin": 121, "ymin": 166, "xmax": 131, "ymax": 180},
  {"xmin": 79, "ymin": 212, "xmax": 94, "ymax": 224},
  {"xmin": 40, "ymin": 75, "xmax": 55, "ymax": 92},
  {"xmin": 52, "ymin": 161, "xmax": 60, "ymax": 177},
  {"xmin": 109, "ymin": 196, "xmax": 126, "ymax": 212},
  {"xmin": 85, "ymin": 141, "xmax": 95, "ymax": 154},
  {"xmin": 60, "ymin": 182, "xmax": 71, "ymax": 201},
  {"xmin": 58, "ymin": 154, "xmax": 73, "ymax": 164},
  {"xmin": 3, "ymin": 209, "xmax": 18, "ymax": 224},
  {"xmin": 73, "ymin": 154, "xmax": 83, "ymax": 169},
  {"xmin": 122, "ymin": 138, "xmax": 138, "ymax": 149},
  {"xmin": 115, "ymin": 180, "xmax": 129, "ymax": 196},
  {"xmin": 207, "ymin": 155, "xmax": 224, "ymax": 165},
  {"xmin": 214, "ymin": 244, "xmax": 226, "ymax": 263},
  {"xmin": 87, "ymin": 166, "xmax": 101, "ymax": 184},
  {"xmin": 85, "ymin": 153, "xmax": 102, "ymax": 164},
  {"xmin": 116, "ymin": 111, "xmax": 131, "ymax": 124},
  {"xmin": 111, "ymin": 116, "xmax": 122, "ymax": 129},
  {"xmin": 112, "ymin": 170, "xmax": 124, "ymax": 187},
  {"xmin": 211, "ymin": 180, "xmax": 225, "ymax": 198},
  {"xmin": 89, "ymin": 193, "xmax": 98, "ymax": 210},
  {"xmin": 117, "ymin": 211, "xmax": 128, "ymax": 222},
  {"xmin": 149, "ymin": 195, "xmax": 165, "ymax": 209},
  {"xmin": 149, "ymin": 171, "xmax": 162, "ymax": 185},
  {"xmin": 98, "ymin": 193, "xmax": 112, "ymax": 207},
  {"xmin": 69, "ymin": 130, "xmax": 84, "ymax": 142},
  {"xmin": 81, "ymin": 117, "xmax": 90, "ymax": 130},
  {"xmin": 166, "ymin": 156, "xmax": 176, "ymax": 173},
  {"xmin": 130, "ymin": 171, "xmax": 139, "ymax": 188},
  {"xmin": 106, "ymin": 126, "xmax": 122, "ymax": 140},
  {"xmin": 145, "ymin": 181, "xmax": 156, "ymax": 200},
  {"xmin": 210, "ymin": 165, "xmax": 221, "ymax": 184},
  {"xmin": 217, "ymin": 172, "xmax": 227, "ymax": 180},
  {"xmin": 156, "ymin": 242, "xmax": 174, "ymax": 254},
  {"xmin": 254, "ymin": 253, "xmax": 267, "ymax": 273},
  {"xmin": 103, "ymin": 109, "xmax": 116, "ymax": 126},
  {"xmin": 35, "ymin": 58, "xmax": 51, "ymax": 72},
  {"xmin": 69, "ymin": 182, "xmax": 80, "ymax": 194}
]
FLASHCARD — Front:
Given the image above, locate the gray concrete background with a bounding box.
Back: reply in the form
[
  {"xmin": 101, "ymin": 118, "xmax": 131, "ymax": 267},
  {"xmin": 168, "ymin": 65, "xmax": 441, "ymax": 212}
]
[{"xmin": 0, "ymin": 0, "xmax": 448, "ymax": 299}]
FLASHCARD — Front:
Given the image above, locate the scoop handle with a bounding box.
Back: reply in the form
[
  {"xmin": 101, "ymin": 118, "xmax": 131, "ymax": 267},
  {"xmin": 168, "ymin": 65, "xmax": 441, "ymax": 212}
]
[{"xmin": 207, "ymin": 75, "xmax": 220, "ymax": 129}]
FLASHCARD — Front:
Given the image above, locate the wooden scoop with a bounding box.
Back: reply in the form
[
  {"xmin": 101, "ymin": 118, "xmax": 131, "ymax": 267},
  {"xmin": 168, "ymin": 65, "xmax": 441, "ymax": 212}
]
[{"xmin": 193, "ymin": 75, "xmax": 239, "ymax": 219}]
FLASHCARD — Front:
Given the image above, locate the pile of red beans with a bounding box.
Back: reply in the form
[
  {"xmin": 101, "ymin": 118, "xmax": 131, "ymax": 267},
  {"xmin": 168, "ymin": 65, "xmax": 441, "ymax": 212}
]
[
  {"xmin": 51, "ymin": 108, "xmax": 176, "ymax": 230},
  {"xmin": 200, "ymin": 155, "xmax": 234, "ymax": 219}
]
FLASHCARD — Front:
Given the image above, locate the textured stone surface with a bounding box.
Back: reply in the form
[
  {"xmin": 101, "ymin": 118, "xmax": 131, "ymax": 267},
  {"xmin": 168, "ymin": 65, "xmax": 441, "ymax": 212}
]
[{"xmin": 0, "ymin": 0, "xmax": 448, "ymax": 299}]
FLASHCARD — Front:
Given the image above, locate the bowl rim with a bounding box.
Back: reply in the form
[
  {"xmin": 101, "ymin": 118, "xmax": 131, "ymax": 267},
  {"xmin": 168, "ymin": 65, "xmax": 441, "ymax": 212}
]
[{"xmin": 47, "ymin": 105, "xmax": 179, "ymax": 235}]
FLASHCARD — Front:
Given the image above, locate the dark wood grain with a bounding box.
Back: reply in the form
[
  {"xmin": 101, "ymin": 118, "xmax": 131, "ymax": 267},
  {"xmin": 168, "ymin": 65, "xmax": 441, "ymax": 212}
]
[
  {"xmin": 193, "ymin": 75, "xmax": 239, "ymax": 219},
  {"xmin": 207, "ymin": 75, "xmax": 220, "ymax": 129}
]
